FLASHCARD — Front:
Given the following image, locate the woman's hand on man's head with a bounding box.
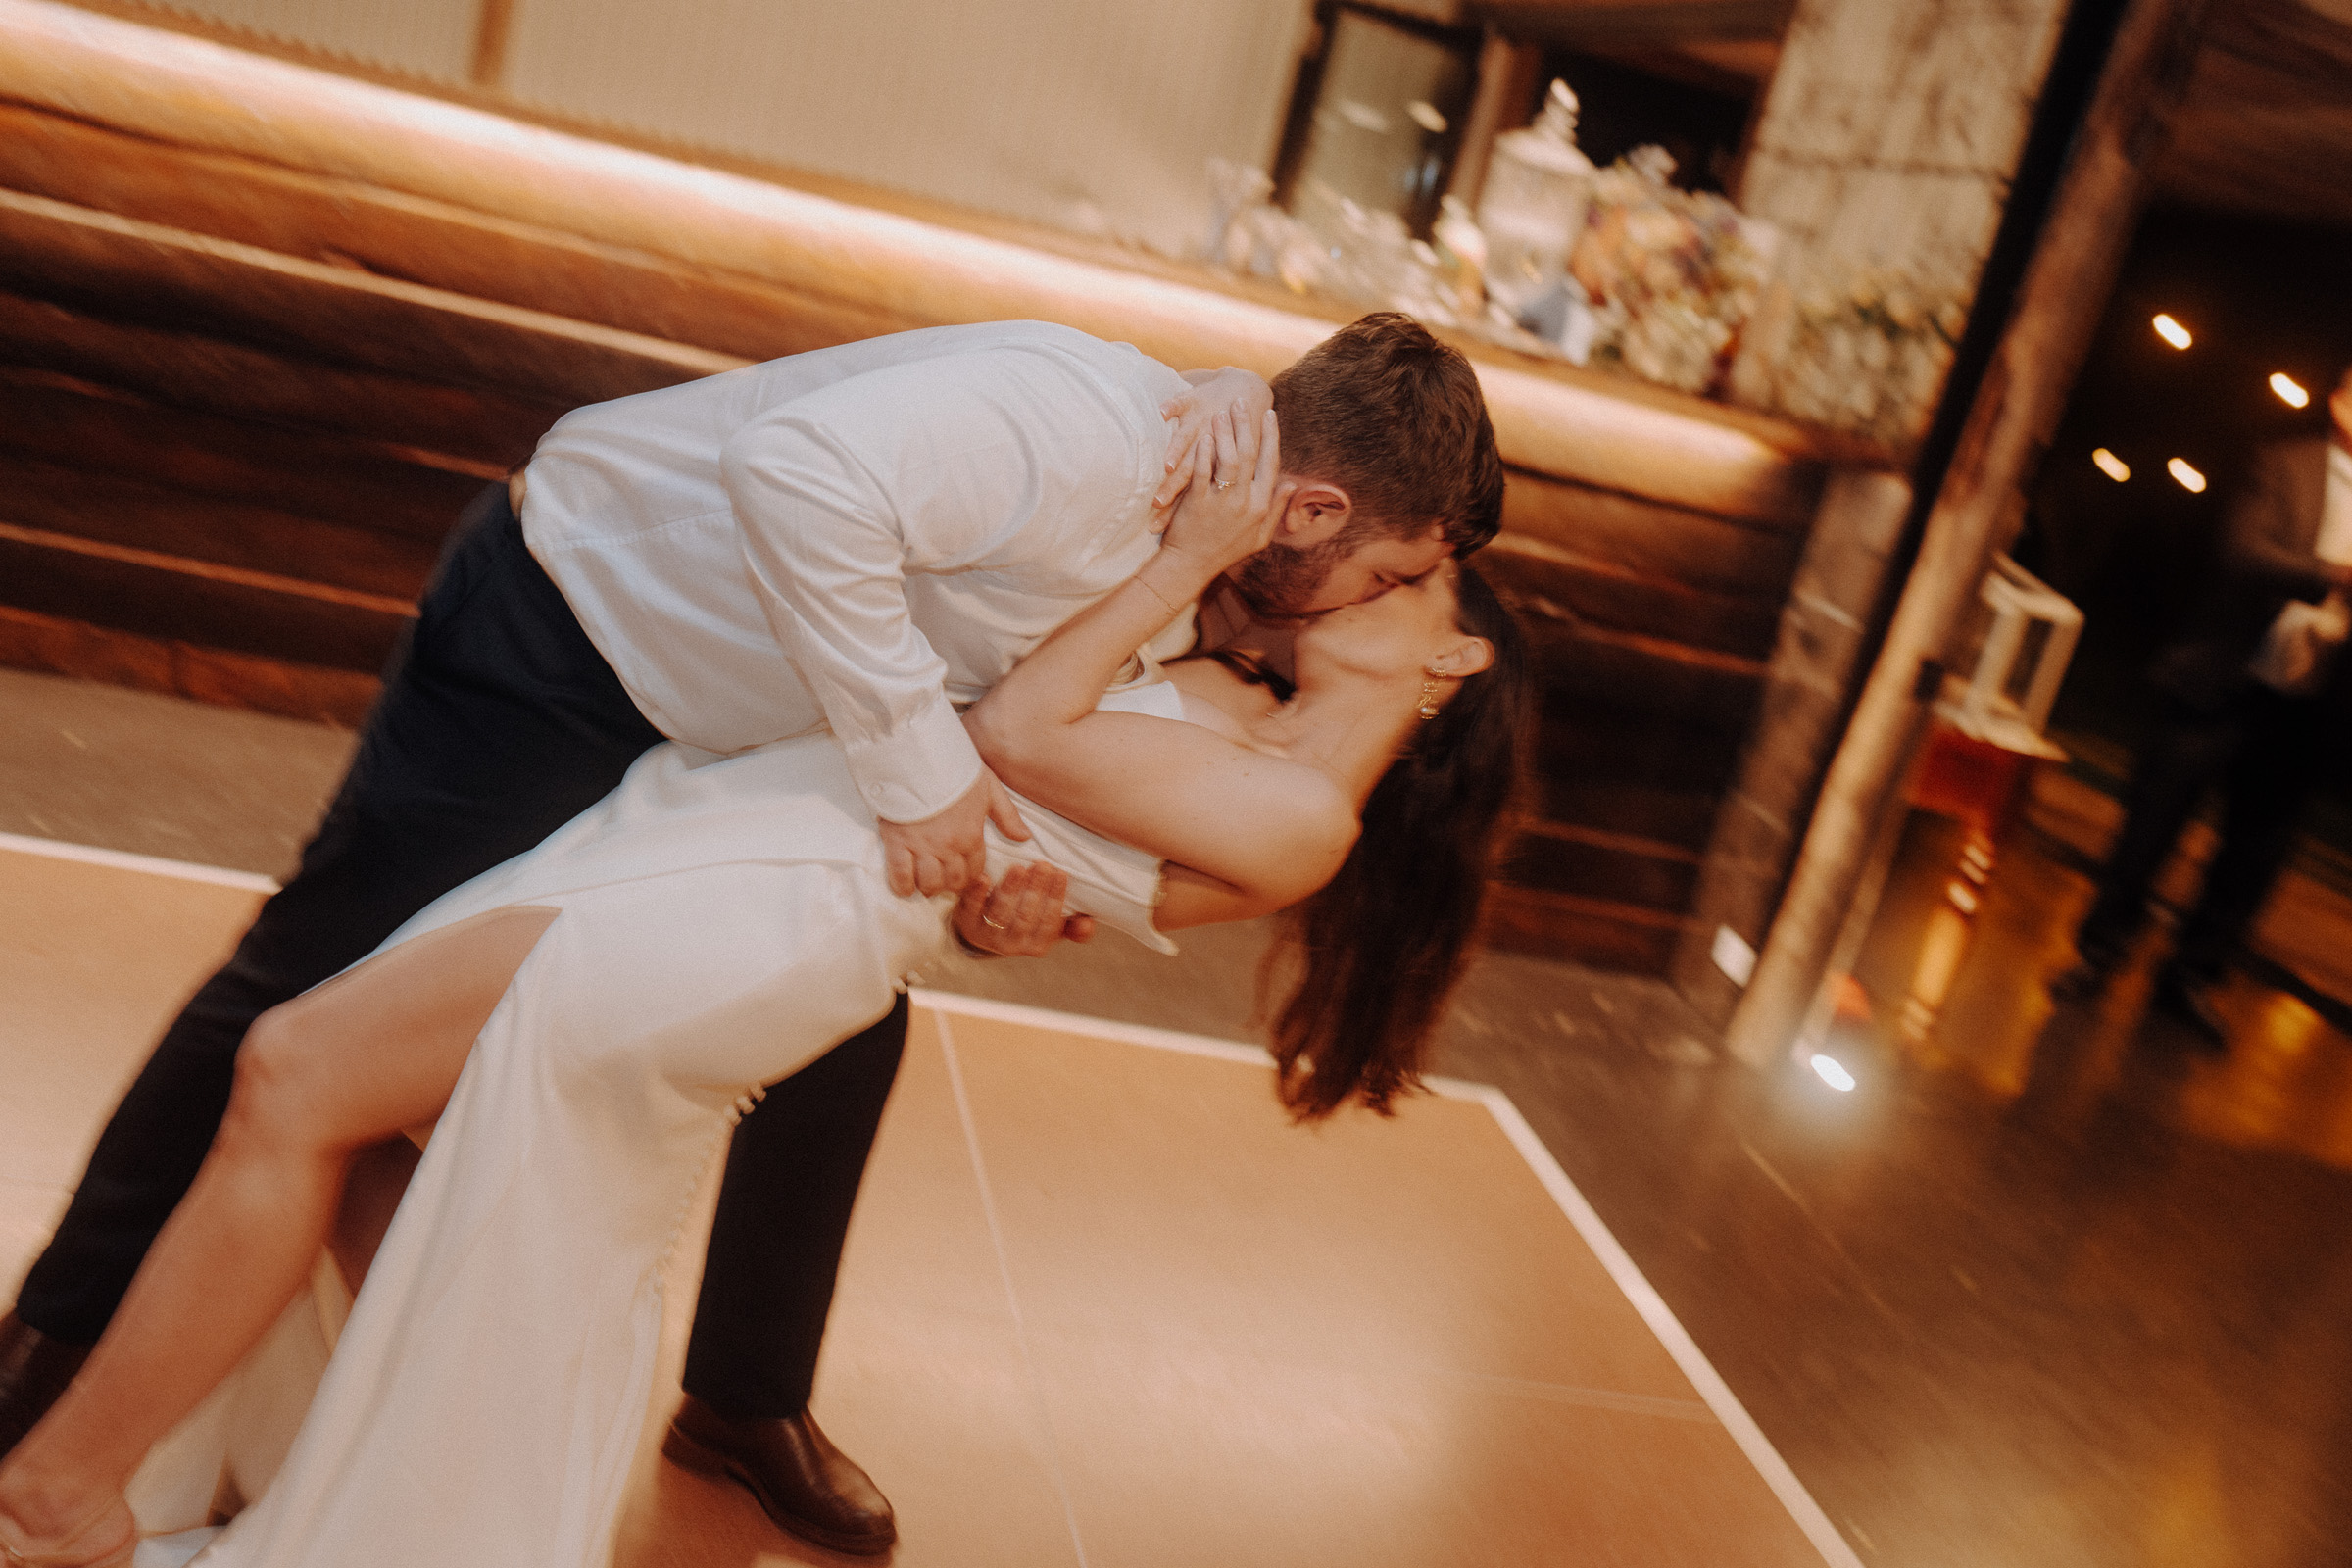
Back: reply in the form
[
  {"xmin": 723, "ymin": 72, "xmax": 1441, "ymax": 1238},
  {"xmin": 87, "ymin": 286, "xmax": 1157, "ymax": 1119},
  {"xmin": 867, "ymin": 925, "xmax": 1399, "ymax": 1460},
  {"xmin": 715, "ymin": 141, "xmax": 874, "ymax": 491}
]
[
  {"xmin": 1153, "ymin": 408, "xmax": 1292, "ymax": 592},
  {"xmin": 1154, "ymin": 368, "xmax": 1275, "ymax": 515}
]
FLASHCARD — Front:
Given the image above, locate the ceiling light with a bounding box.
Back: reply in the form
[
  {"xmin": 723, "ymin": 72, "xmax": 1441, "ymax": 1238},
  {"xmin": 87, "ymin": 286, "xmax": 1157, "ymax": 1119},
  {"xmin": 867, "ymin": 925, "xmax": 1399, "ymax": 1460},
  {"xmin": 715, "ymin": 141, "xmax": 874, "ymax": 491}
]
[
  {"xmin": 1809, "ymin": 1054, "xmax": 1857, "ymax": 1092},
  {"xmin": 2152, "ymin": 314, "xmax": 2191, "ymax": 350},
  {"xmin": 2271, "ymin": 372, "xmax": 2310, "ymax": 409},
  {"xmin": 2168, "ymin": 458, "xmax": 2207, "ymax": 493},
  {"xmin": 2091, "ymin": 448, "xmax": 2130, "ymax": 482}
]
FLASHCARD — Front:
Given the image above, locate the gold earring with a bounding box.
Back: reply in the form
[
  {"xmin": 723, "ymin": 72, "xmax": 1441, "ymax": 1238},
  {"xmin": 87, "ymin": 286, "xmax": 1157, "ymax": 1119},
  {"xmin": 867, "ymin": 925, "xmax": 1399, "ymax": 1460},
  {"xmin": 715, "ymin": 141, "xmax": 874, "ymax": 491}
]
[{"xmin": 1417, "ymin": 666, "xmax": 1444, "ymax": 720}]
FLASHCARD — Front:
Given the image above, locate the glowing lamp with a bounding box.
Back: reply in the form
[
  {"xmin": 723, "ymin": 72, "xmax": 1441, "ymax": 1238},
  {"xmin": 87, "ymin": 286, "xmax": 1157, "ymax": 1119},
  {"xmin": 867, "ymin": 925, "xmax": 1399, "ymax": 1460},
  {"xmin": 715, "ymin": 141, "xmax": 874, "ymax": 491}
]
[
  {"xmin": 2091, "ymin": 448, "xmax": 2130, "ymax": 482},
  {"xmin": 2271, "ymin": 372, "xmax": 2310, "ymax": 409},
  {"xmin": 2168, "ymin": 458, "xmax": 2207, "ymax": 493},
  {"xmin": 1808, "ymin": 1054, "xmax": 1857, "ymax": 1092},
  {"xmin": 2152, "ymin": 314, "xmax": 2191, "ymax": 350}
]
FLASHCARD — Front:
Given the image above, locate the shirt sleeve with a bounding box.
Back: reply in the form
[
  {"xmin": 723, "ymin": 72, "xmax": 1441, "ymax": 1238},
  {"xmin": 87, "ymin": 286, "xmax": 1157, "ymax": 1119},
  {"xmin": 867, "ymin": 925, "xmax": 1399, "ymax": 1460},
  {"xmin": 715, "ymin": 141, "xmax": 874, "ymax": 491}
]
[{"xmin": 719, "ymin": 348, "xmax": 1135, "ymax": 824}]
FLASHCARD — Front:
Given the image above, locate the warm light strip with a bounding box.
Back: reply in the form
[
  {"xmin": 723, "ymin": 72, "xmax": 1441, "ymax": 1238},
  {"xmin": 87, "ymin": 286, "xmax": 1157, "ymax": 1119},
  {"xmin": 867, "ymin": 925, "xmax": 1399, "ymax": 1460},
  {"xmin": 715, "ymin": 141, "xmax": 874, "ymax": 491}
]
[
  {"xmin": 913, "ymin": 989, "xmax": 1873, "ymax": 1568},
  {"xmin": 2091, "ymin": 447, "xmax": 2130, "ymax": 482},
  {"xmin": 0, "ymin": 0, "xmax": 1819, "ymax": 521},
  {"xmin": 2167, "ymin": 457, "xmax": 2207, "ymax": 493},
  {"xmin": 2151, "ymin": 313, "xmax": 2191, "ymax": 350},
  {"xmin": 2271, "ymin": 372, "xmax": 2310, "ymax": 409}
]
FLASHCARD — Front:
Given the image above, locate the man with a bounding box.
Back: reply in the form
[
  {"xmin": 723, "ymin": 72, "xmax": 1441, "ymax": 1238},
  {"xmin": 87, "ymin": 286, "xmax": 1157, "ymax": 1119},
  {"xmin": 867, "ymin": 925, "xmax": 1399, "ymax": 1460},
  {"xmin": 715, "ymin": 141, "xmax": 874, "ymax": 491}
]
[
  {"xmin": 2057, "ymin": 365, "xmax": 2352, "ymax": 1046},
  {"xmin": 0, "ymin": 313, "xmax": 1502, "ymax": 1553}
]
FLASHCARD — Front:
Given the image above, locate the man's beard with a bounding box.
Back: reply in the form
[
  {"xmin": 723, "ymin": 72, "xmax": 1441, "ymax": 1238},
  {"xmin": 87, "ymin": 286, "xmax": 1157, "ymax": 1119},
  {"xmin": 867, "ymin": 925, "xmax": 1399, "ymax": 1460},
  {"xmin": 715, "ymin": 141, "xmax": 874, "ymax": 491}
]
[{"xmin": 1229, "ymin": 526, "xmax": 1368, "ymax": 619}]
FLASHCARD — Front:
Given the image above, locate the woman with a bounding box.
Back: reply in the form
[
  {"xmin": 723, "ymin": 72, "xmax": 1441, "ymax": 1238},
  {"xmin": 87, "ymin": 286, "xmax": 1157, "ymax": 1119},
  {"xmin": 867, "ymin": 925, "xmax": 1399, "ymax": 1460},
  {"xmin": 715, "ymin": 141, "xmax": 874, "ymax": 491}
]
[{"xmin": 0, "ymin": 409, "xmax": 1530, "ymax": 1568}]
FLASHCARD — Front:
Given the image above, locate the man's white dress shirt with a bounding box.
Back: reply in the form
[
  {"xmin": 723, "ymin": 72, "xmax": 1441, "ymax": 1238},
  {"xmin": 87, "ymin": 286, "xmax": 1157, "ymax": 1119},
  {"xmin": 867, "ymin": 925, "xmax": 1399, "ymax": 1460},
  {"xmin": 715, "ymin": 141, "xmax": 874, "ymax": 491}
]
[{"xmin": 520, "ymin": 321, "xmax": 1189, "ymax": 825}]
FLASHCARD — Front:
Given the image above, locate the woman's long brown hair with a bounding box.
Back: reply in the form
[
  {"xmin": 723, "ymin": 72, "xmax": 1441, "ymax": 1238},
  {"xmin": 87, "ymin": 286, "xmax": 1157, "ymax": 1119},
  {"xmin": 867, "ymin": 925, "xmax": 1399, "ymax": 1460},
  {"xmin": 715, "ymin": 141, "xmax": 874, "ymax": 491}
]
[{"xmin": 1263, "ymin": 563, "xmax": 1533, "ymax": 1119}]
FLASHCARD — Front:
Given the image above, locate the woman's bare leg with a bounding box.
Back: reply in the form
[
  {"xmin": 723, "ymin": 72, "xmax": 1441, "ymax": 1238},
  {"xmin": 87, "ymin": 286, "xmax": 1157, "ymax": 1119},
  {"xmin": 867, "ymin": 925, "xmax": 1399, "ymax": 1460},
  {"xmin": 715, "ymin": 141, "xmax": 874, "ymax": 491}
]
[{"xmin": 0, "ymin": 906, "xmax": 557, "ymax": 1563}]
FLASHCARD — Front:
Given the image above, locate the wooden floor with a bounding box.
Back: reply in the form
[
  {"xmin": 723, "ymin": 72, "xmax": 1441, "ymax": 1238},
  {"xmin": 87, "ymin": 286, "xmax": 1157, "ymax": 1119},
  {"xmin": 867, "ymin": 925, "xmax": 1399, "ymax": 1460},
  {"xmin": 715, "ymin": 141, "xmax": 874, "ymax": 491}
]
[{"xmin": 1, "ymin": 835, "xmax": 1847, "ymax": 1567}]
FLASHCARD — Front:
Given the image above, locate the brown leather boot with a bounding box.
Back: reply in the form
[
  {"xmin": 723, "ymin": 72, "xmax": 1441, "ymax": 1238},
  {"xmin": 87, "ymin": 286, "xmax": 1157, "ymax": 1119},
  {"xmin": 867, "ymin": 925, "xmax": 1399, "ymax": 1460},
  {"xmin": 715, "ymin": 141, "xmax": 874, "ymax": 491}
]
[
  {"xmin": 0, "ymin": 1311, "xmax": 93, "ymax": 1462},
  {"xmin": 661, "ymin": 1395, "xmax": 896, "ymax": 1556}
]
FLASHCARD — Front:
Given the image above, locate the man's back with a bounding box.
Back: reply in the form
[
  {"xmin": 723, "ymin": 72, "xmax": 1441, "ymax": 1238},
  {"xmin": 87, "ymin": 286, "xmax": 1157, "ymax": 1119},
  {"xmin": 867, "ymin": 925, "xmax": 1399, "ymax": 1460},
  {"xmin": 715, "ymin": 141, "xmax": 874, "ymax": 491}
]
[{"xmin": 519, "ymin": 322, "xmax": 1185, "ymax": 797}]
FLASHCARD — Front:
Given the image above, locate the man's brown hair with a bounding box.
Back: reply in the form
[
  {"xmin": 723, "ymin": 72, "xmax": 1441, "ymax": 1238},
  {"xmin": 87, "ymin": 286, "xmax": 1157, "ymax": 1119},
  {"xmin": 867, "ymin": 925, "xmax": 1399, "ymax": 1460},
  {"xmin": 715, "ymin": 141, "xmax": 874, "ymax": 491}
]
[{"xmin": 1271, "ymin": 313, "xmax": 1504, "ymax": 556}]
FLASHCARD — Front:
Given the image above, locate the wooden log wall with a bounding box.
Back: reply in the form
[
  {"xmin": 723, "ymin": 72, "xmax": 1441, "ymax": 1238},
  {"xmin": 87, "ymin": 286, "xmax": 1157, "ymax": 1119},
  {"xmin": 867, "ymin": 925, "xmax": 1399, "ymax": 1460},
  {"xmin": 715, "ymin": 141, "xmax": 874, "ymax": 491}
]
[{"xmin": 0, "ymin": 0, "xmax": 1866, "ymax": 974}]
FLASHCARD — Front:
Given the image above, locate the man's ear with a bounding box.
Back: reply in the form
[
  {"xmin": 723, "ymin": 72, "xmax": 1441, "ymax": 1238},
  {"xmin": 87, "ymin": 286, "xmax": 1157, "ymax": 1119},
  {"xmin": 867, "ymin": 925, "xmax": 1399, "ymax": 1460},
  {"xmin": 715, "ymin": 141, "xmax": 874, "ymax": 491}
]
[
  {"xmin": 1278, "ymin": 480, "xmax": 1352, "ymax": 547},
  {"xmin": 1434, "ymin": 637, "xmax": 1494, "ymax": 679}
]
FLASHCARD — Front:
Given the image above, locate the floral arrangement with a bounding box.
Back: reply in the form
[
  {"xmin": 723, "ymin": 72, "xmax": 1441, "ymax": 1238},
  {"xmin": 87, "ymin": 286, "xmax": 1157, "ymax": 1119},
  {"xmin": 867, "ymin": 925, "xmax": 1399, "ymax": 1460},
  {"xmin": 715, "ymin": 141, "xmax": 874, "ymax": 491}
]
[
  {"xmin": 1199, "ymin": 150, "xmax": 1788, "ymax": 407},
  {"xmin": 1729, "ymin": 262, "xmax": 1972, "ymax": 448},
  {"xmin": 1566, "ymin": 150, "xmax": 1778, "ymax": 396}
]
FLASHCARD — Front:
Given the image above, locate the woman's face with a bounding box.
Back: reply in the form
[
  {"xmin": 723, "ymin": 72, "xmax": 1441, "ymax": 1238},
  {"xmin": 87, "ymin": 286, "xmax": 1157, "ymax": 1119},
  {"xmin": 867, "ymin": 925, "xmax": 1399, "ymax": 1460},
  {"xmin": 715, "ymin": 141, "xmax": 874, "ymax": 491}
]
[{"xmin": 1292, "ymin": 558, "xmax": 1468, "ymax": 683}]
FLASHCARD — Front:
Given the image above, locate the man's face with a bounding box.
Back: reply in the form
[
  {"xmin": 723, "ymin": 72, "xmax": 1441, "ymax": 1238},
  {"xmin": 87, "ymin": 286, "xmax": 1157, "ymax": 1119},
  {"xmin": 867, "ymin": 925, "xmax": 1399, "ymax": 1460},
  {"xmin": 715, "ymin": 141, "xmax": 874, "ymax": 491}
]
[{"xmin": 1228, "ymin": 523, "xmax": 1454, "ymax": 620}]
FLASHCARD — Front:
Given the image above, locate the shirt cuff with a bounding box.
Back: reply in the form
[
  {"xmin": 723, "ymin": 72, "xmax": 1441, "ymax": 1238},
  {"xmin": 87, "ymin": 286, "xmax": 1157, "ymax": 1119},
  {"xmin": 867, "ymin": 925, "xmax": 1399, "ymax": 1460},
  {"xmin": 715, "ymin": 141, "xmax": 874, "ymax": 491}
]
[{"xmin": 843, "ymin": 694, "xmax": 986, "ymax": 824}]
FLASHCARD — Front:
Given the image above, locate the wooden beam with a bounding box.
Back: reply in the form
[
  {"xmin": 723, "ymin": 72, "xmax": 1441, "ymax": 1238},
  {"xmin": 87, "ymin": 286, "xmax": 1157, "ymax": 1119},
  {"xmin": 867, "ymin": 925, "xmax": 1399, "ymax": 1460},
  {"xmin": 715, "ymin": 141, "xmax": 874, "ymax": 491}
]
[
  {"xmin": 1501, "ymin": 473, "xmax": 1808, "ymax": 596},
  {"xmin": 0, "ymin": 291, "xmax": 564, "ymax": 465},
  {"xmin": 2144, "ymin": 0, "xmax": 2352, "ymax": 230},
  {"xmin": 0, "ymin": 600, "xmax": 377, "ymax": 725},
  {"xmin": 1534, "ymin": 779, "xmax": 1721, "ymax": 851},
  {"xmin": 0, "ymin": 518, "xmax": 416, "ymax": 614},
  {"xmin": 1534, "ymin": 704, "xmax": 1745, "ymax": 795},
  {"xmin": 1525, "ymin": 614, "xmax": 1768, "ymax": 732},
  {"xmin": 0, "ymin": 523, "xmax": 410, "ymax": 670},
  {"xmin": 1506, "ymin": 818, "xmax": 1704, "ymax": 912},
  {"xmin": 0, "ymin": 453, "xmax": 438, "ymax": 598},
  {"xmin": 1482, "ymin": 531, "xmax": 1783, "ymax": 659},
  {"xmin": 0, "ymin": 367, "xmax": 482, "ymax": 540},
  {"xmin": 1479, "ymin": 0, "xmax": 1795, "ymax": 50},
  {"xmin": 1482, "ymin": 885, "xmax": 1685, "ymax": 972},
  {"xmin": 0, "ymin": 188, "xmax": 745, "ymax": 408}
]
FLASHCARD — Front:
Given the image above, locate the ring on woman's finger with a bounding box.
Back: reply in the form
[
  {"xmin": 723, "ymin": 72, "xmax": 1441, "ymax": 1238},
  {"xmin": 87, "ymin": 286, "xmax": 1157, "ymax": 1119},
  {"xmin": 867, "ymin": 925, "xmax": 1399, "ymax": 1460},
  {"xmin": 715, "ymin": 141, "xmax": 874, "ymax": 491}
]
[
  {"xmin": 1213, "ymin": 478, "xmax": 1236, "ymax": 491},
  {"xmin": 980, "ymin": 910, "xmax": 1008, "ymax": 931}
]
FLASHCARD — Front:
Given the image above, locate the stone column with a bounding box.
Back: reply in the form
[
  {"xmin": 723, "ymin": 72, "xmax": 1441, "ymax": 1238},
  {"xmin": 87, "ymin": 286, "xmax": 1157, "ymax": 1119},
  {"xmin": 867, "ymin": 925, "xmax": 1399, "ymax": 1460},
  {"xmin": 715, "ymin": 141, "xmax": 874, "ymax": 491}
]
[
  {"xmin": 1727, "ymin": 0, "xmax": 2072, "ymax": 452},
  {"xmin": 1672, "ymin": 468, "xmax": 1911, "ymax": 1027}
]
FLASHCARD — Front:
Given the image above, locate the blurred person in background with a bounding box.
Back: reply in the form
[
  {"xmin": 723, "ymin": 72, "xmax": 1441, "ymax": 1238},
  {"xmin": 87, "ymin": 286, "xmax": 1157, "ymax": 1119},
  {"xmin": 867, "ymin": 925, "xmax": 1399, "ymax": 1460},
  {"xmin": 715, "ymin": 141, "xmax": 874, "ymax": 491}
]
[
  {"xmin": 0, "ymin": 314, "xmax": 1501, "ymax": 1560},
  {"xmin": 2056, "ymin": 365, "xmax": 2352, "ymax": 1043}
]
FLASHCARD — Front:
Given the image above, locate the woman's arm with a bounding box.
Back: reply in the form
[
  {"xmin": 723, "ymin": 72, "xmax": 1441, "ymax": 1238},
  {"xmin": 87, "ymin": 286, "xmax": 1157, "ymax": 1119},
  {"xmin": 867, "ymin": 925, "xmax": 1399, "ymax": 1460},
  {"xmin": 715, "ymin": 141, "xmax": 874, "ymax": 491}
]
[
  {"xmin": 1153, "ymin": 864, "xmax": 1295, "ymax": 930},
  {"xmin": 965, "ymin": 411, "xmax": 1352, "ymax": 911},
  {"xmin": 977, "ymin": 704, "xmax": 1354, "ymax": 915},
  {"xmin": 976, "ymin": 409, "xmax": 1282, "ymax": 734}
]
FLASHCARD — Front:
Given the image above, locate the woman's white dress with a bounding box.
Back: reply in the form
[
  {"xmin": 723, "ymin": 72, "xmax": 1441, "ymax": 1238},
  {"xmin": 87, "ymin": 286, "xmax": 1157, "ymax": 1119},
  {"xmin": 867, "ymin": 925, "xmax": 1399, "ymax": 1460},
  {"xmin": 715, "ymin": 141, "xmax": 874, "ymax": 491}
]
[{"xmin": 160, "ymin": 684, "xmax": 1182, "ymax": 1568}]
